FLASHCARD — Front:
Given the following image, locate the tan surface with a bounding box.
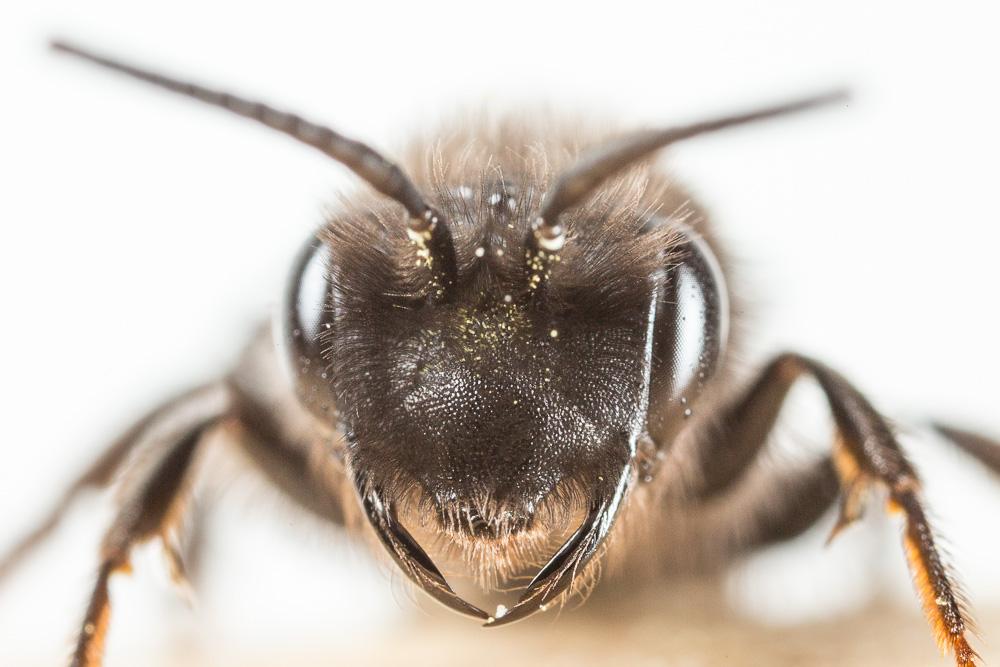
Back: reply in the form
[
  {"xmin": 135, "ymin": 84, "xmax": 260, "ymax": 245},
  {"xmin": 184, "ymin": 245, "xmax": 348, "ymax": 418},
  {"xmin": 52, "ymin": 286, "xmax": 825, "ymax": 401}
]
[
  {"xmin": 157, "ymin": 595, "xmax": 998, "ymax": 666},
  {"xmin": 357, "ymin": 610, "xmax": 996, "ymax": 667}
]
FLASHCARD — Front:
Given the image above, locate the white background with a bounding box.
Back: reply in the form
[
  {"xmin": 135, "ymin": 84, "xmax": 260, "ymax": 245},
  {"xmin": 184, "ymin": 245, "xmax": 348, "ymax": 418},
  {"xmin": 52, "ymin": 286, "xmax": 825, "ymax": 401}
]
[{"xmin": 1, "ymin": 1, "xmax": 998, "ymax": 664}]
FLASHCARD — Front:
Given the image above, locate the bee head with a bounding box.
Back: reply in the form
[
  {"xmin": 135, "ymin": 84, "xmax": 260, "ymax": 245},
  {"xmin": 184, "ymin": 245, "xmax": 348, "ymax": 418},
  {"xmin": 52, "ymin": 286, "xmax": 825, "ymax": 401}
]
[
  {"xmin": 286, "ymin": 144, "xmax": 735, "ymax": 622},
  {"xmin": 46, "ymin": 40, "xmax": 843, "ymax": 624}
]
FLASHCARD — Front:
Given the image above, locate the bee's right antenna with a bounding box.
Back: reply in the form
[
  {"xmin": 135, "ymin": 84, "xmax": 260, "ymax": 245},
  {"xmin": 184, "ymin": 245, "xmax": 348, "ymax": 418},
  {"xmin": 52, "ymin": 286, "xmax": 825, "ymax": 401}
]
[
  {"xmin": 527, "ymin": 90, "xmax": 849, "ymax": 290},
  {"xmin": 49, "ymin": 39, "xmax": 458, "ymax": 297}
]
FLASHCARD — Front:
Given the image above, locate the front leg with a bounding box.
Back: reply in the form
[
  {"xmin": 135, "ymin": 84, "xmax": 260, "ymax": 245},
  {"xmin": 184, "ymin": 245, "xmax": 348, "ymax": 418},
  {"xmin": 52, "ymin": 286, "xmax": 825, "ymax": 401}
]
[
  {"xmin": 683, "ymin": 353, "xmax": 977, "ymax": 667},
  {"xmin": 71, "ymin": 383, "xmax": 233, "ymax": 667},
  {"xmin": 0, "ymin": 325, "xmax": 354, "ymax": 667},
  {"xmin": 225, "ymin": 324, "xmax": 351, "ymax": 526},
  {"xmin": 0, "ymin": 384, "xmax": 226, "ymax": 585}
]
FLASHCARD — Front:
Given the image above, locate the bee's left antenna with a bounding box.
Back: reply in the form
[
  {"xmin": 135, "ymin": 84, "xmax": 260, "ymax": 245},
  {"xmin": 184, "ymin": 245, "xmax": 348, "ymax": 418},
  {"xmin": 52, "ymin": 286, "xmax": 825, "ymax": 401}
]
[
  {"xmin": 49, "ymin": 39, "xmax": 458, "ymax": 296},
  {"xmin": 527, "ymin": 89, "xmax": 849, "ymax": 292}
]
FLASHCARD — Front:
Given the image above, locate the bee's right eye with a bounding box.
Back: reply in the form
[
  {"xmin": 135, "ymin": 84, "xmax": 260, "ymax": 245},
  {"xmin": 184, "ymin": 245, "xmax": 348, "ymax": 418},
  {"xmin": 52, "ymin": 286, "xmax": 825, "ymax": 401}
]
[{"xmin": 280, "ymin": 235, "xmax": 337, "ymax": 419}]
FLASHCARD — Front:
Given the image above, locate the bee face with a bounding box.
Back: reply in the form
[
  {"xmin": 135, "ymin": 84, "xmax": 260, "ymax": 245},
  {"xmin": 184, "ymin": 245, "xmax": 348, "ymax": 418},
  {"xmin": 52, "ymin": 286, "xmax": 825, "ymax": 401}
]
[
  {"xmin": 344, "ymin": 296, "xmax": 650, "ymax": 535},
  {"xmin": 287, "ymin": 179, "xmax": 664, "ymax": 542}
]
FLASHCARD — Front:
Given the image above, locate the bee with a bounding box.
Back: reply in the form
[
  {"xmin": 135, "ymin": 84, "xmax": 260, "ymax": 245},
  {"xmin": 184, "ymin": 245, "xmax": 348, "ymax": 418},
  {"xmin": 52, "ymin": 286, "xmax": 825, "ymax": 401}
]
[{"xmin": 2, "ymin": 40, "xmax": 997, "ymax": 667}]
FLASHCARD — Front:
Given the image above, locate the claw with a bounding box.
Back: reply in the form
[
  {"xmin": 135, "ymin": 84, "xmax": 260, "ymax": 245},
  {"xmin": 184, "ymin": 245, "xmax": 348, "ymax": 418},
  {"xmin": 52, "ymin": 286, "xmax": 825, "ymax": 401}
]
[
  {"xmin": 825, "ymin": 433, "xmax": 871, "ymax": 546},
  {"xmin": 484, "ymin": 509, "xmax": 600, "ymax": 628},
  {"xmin": 824, "ymin": 476, "xmax": 868, "ymax": 546},
  {"xmin": 485, "ymin": 465, "xmax": 632, "ymax": 628},
  {"xmin": 161, "ymin": 541, "xmax": 196, "ymax": 607},
  {"xmin": 355, "ymin": 476, "xmax": 490, "ymax": 621}
]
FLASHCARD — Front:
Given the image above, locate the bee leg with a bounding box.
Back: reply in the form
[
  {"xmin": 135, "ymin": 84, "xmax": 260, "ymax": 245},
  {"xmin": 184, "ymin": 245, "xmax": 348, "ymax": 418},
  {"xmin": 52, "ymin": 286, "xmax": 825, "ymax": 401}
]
[
  {"xmin": 675, "ymin": 363, "xmax": 809, "ymax": 502},
  {"xmin": 219, "ymin": 393, "xmax": 347, "ymax": 526},
  {"xmin": 222, "ymin": 328, "xmax": 350, "ymax": 526},
  {"xmin": 0, "ymin": 384, "xmax": 228, "ymax": 586},
  {"xmin": 934, "ymin": 424, "xmax": 1000, "ymax": 475},
  {"xmin": 682, "ymin": 353, "xmax": 978, "ymax": 667},
  {"xmin": 665, "ymin": 456, "xmax": 839, "ymax": 571},
  {"xmin": 734, "ymin": 457, "xmax": 840, "ymax": 550},
  {"xmin": 71, "ymin": 383, "xmax": 232, "ymax": 667}
]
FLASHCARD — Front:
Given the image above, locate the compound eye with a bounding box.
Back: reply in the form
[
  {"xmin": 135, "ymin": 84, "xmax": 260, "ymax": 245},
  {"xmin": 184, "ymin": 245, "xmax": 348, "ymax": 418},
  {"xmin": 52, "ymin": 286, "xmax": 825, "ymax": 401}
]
[
  {"xmin": 648, "ymin": 221, "xmax": 729, "ymax": 427},
  {"xmin": 279, "ymin": 235, "xmax": 337, "ymax": 419}
]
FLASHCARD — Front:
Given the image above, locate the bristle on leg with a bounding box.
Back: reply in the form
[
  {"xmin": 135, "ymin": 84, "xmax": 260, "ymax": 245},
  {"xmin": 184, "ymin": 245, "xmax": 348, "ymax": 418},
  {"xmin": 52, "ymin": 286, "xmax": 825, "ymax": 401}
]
[
  {"xmin": 891, "ymin": 489, "xmax": 978, "ymax": 667},
  {"xmin": 70, "ymin": 560, "xmax": 121, "ymax": 667},
  {"xmin": 826, "ymin": 433, "xmax": 978, "ymax": 667}
]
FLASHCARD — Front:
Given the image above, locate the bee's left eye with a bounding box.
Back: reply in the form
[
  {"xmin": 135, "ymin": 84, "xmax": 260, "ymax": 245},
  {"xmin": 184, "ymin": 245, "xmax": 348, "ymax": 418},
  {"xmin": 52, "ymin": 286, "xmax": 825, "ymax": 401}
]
[
  {"xmin": 279, "ymin": 235, "xmax": 337, "ymax": 419},
  {"xmin": 647, "ymin": 221, "xmax": 729, "ymax": 435}
]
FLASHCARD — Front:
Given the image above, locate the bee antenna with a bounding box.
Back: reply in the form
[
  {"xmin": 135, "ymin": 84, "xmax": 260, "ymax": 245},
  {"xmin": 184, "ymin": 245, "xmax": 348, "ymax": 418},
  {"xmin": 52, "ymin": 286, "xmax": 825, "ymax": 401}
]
[
  {"xmin": 528, "ymin": 90, "xmax": 850, "ymax": 276},
  {"xmin": 49, "ymin": 39, "xmax": 457, "ymax": 295}
]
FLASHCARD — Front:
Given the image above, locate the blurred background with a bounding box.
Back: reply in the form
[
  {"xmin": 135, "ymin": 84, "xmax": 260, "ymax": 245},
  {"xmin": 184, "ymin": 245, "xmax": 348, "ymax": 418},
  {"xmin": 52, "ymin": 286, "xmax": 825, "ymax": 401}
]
[{"xmin": 1, "ymin": 1, "xmax": 998, "ymax": 665}]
